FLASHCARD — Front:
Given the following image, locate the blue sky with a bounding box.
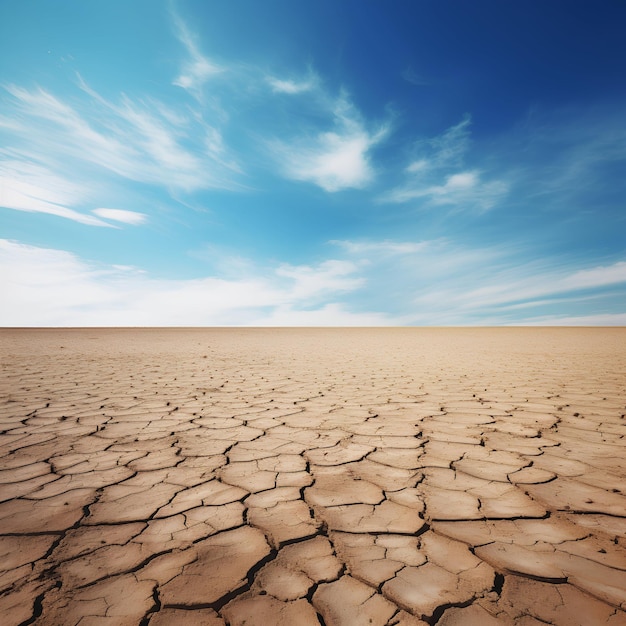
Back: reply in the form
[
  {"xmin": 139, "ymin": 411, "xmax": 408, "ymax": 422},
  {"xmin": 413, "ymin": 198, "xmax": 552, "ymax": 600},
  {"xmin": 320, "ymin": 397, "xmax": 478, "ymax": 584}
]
[{"xmin": 1, "ymin": 0, "xmax": 625, "ymax": 325}]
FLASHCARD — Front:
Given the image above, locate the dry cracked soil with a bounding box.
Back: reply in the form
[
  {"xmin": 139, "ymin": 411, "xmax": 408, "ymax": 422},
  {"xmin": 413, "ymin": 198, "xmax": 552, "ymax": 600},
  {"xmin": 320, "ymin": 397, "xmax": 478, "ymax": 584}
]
[{"xmin": 0, "ymin": 327, "xmax": 625, "ymax": 626}]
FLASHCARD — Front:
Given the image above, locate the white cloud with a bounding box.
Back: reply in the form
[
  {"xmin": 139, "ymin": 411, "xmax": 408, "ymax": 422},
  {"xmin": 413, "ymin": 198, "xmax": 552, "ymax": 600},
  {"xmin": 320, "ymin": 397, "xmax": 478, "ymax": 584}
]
[
  {"xmin": 1, "ymin": 25, "xmax": 388, "ymax": 210},
  {"xmin": 332, "ymin": 237, "xmax": 626, "ymax": 325},
  {"xmin": 252, "ymin": 303, "xmax": 393, "ymax": 326},
  {"xmin": 1, "ymin": 240, "xmax": 116, "ymax": 322},
  {"xmin": 3, "ymin": 81, "xmax": 240, "ymax": 193},
  {"xmin": 0, "ymin": 160, "xmax": 111, "ymax": 227},
  {"xmin": 268, "ymin": 76, "xmax": 316, "ymax": 94},
  {"xmin": 402, "ymin": 117, "xmax": 472, "ymax": 175},
  {"xmin": 272, "ymin": 94, "xmax": 388, "ymax": 192},
  {"xmin": 443, "ymin": 171, "xmax": 477, "ymax": 190},
  {"xmin": 406, "ymin": 159, "xmax": 428, "ymax": 173},
  {"xmin": 276, "ymin": 260, "xmax": 364, "ymax": 299},
  {"xmin": 494, "ymin": 294, "xmax": 607, "ymax": 312},
  {"xmin": 514, "ymin": 312, "xmax": 626, "ymax": 326},
  {"xmin": 0, "ymin": 239, "xmax": 375, "ymax": 326},
  {"xmin": 406, "ymin": 256, "xmax": 626, "ymax": 326},
  {"xmin": 428, "ymin": 116, "xmax": 471, "ymax": 167},
  {"xmin": 284, "ymin": 132, "xmax": 375, "ymax": 192},
  {"xmin": 453, "ymin": 260, "xmax": 626, "ymax": 311},
  {"xmin": 5, "ymin": 84, "xmax": 134, "ymax": 173},
  {"xmin": 172, "ymin": 14, "xmax": 223, "ymax": 97},
  {"xmin": 2, "ymin": 238, "xmax": 624, "ymax": 327},
  {"xmin": 383, "ymin": 117, "xmax": 508, "ymax": 211},
  {"xmin": 561, "ymin": 261, "xmax": 626, "ymax": 291},
  {"xmin": 386, "ymin": 169, "xmax": 508, "ymax": 210},
  {"xmin": 330, "ymin": 239, "xmax": 432, "ymax": 255},
  {"xmin": 429, "ymin": 171, "xmax": 508, "ymax": 210},
  {"xmin": 92, "ymin": 208, "xmax": 147, "ymax": 225},
  {"xmin": 389, "ymin": 170, "xmax": 478, "ymax": 202}
]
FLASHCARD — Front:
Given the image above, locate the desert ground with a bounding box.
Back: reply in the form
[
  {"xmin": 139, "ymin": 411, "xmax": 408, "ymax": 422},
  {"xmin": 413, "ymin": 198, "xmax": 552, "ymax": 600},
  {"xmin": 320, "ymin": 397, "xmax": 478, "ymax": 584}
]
[{"xmin": 0, "ymin": 327, "xmax": 625, "ymax": 626}]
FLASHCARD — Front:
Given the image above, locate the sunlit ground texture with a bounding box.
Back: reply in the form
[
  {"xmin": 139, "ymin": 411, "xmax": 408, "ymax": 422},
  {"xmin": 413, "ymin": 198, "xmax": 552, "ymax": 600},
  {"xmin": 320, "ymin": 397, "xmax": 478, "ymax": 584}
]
[{"xmin": 0, "ymin": 328, "xmax": 625, "ymax": 625}]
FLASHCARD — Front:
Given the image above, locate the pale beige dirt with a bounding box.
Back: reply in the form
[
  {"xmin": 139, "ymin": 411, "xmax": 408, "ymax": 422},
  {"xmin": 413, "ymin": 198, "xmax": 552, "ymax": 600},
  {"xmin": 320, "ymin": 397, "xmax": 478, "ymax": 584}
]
[{"xmin": 0, "ymin": 327, "xmax": 625, "ymax": 626}]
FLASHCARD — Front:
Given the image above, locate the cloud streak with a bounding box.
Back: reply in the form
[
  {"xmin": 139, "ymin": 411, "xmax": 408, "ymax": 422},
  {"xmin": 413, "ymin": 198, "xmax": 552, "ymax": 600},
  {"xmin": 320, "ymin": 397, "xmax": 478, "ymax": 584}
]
[
  {"xmin": 172, "ymin": 13, "xmax": 223, "ymax": 97},
  {"xmin": 3, "ymin": 237, "xmax": 624, "ymax": 326},
  {"xmin": 330, "ymin": 239, "xmax": 432, "ymax": 255},
  {"xmin": 513, "ymin": 312, "xmax": 626, "ymax": 326},
  {"xmin": 1, "ymin": 78, "xmax": 241, "ymax": 200},
  {"xmin": 267, "ymin": 75, "xmax": 317, "ymax": 94},
  {"xmin": 0, "ymin": 239, "xmax": 379, "ymax": 326},
  {"xmin": 383, "ymin": 117, "xmax": 508, "ymax": 211},
  {"xmin": 0, "ymin": 159, "xmax": 111, "ymax": 227},
  {"xmin": 271, "ymin": 93, "xmax": 389, "ymax": 192},
  {"xmin": 449, "ymin": 260, "xmax": 626, "ymax": 312},
  {"xmin": 92, "ymin": 208, "xmax": 147, "ymax": 225},
  {"xmin": 334, "ymin": 237, "xmax": 626, "ymax": 325}
]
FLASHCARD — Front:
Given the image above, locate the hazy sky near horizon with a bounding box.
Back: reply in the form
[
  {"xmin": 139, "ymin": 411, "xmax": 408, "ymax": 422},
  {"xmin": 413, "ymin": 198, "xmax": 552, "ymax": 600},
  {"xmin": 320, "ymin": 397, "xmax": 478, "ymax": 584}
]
[{"xmin": 1, "ymin": 0, "xmax": 625, "ymax": 326}]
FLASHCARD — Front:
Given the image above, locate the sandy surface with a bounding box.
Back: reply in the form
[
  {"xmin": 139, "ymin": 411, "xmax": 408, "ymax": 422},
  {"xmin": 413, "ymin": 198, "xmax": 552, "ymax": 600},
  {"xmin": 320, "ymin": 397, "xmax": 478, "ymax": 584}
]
[{"xmin": 0, "ymin": 327, "xmax": 625, "ymax": 626}]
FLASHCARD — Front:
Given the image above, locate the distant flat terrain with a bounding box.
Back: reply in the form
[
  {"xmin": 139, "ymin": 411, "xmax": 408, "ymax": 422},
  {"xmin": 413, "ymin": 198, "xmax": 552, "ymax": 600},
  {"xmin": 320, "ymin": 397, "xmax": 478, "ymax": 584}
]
[{"xmin": 1, "ymin": 328, "xmax": 625, "ymax": 626}]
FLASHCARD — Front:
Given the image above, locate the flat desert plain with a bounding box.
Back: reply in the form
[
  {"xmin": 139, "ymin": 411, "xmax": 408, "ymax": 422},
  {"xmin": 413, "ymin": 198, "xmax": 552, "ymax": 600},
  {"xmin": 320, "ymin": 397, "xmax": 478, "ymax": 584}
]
[{"xmin": 0, "ymin": 328, "xmax": 625, "ymax": 626}]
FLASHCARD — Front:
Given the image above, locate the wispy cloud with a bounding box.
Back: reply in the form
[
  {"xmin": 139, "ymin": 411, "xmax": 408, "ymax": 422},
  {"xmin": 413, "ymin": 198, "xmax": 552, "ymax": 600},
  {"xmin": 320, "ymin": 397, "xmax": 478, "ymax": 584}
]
[
  {"xmin": 383, "ymin": 116, "xmax": 508, "ymax": 210},
  {"xmin": 275, "ymin": 260, "xmax": 364, "ymax": 300},
  {"xmin": 0, "ymin": 159, "xmax": 111, "ymax": 227},
  {"xmin": 333, "ymin": 237, "xmax": 626, "ymax": 324},
  {"xmin": 449, "ymin": 260, "xmax": 626, "ymax": 312},
  {"xmin": 389, "ymin": 170, "xmax": 508, "ymax": 210},
  {"xmin": 513, "ymin": 312, "xmax": 626, "ymax": 326},
  {"xmin": 330, "ymin": 239, "xmax": 432, "ymax": 255},
  {"xmin": 267, "ymin": 69, "xmax": 318, "ymax": 95},
  {"xmin": 1, "ymin": 16, "xmax": 393, "ymax": 226},
  {"xmin": 563, "ymin": 261, "xmax": 626, "ymax": 291},
  {"xmin": 497, "ymin": 104, "xmax": 626, "ymax": 214},
  {"xmin": 92, "ymin": 208, "xmax": 147, "ymax": 225},
  {"xmin": 0, "ymin": 239, "xmax": 377, "ymax": 326},
  {"xmin": 271, "ymin": 92, "xmax": 389, "ymax": 192},
  {"xmin": 283, "ymin": 131, "xmax": 376, "ymax": 192},
  {"xmin": 426, "ymin": 116, "xmax": 471, "ymax": 168},
  {"xmin": 2, "ymin": 79, "xmax": 241, "ymax": 195},
  {"xmin": 3, "ymin": 236, "xmax": 624, "ymax": 326},
  {"xmin": 171, "ymin": 13, "xmax": 223, "ymax": 98},
  {"xmin": 406, "ymin": 257, "xmax": 626, "ymax": 326},
  {"xmin": 252, "ymin": 303, "xmax": 392, "ymax": 326}
]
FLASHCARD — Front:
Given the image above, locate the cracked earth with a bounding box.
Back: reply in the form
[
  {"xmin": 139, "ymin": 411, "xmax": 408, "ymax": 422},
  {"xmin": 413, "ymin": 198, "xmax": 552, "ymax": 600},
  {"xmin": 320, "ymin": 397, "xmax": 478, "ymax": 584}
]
[{"xmin": 1, "ymin": 328, "xmax": 625, "ymax": 626}]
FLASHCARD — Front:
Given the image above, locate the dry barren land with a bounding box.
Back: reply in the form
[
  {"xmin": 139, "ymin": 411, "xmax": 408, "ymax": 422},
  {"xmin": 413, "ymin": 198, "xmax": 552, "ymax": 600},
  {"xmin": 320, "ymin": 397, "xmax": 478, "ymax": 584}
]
[{"xmin": 0, "ymin": 328, "xmax": 625, "ymax": 626}]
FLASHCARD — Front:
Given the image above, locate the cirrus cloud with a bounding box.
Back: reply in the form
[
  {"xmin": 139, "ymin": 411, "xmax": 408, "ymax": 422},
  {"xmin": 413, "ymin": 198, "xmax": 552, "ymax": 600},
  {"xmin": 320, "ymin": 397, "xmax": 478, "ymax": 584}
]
[
  {"xmin": 0, "ymin": 239, "xmax": 378, "ymax": 327},
  {"xmin": 92, "ymin": 208, "xmax": 147, "ymax": 225},
  {"xmin": 172, "ymin": 13, "xmax": 223, "ymax": 97},
  {"xmin": 271, "ymin": 93, "xmax": 389, "ymax": 192},
  {"xmin": 0, "ymin": 159, "xmax": 111, "ymax": 227},
  {"xmin": 382, "ymin": 117, "xmax": 508, "ymax": 211}
]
